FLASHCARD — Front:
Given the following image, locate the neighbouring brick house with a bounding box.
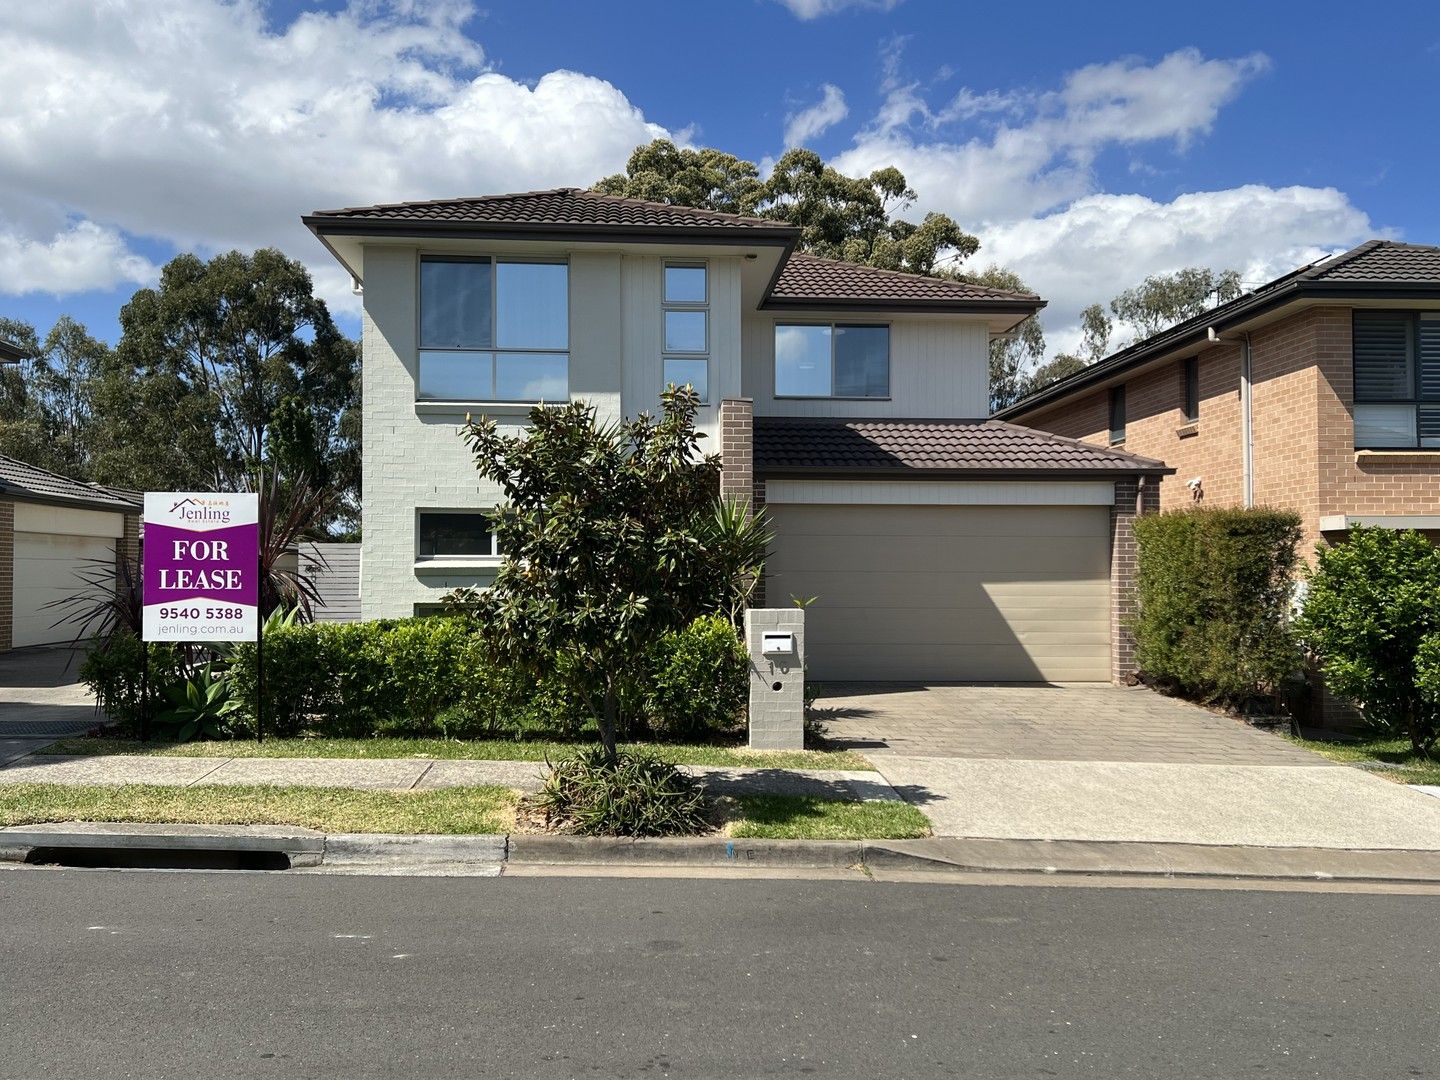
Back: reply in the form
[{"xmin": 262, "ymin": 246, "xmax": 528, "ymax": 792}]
[{"xmin": 995, "ymin": 241, "xmax": 1440, "ymax": 560}]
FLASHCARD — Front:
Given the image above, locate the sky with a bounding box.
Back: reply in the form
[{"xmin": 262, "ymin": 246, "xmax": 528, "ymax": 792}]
[{"xmin": 2, "ymin": 0, "xmax": 1437, "ymax": 361}]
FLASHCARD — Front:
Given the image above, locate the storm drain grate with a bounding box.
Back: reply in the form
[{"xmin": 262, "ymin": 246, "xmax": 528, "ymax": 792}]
[{"xmin": 24, "ymin": 846, "xmax": 292, "ymax": 871}]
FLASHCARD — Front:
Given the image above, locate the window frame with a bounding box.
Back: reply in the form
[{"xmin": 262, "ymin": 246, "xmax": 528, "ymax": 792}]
[
  {"xmin": 415, "ymin": 509, "xmax": 499, "ymax": 563},
  {"xmin": 416, "ymin": 253, "xmax": 570, "ymax": 404},
  {"xmin": 1352, "ymin": 310, "xmax": 1440, "ymax": 450},
  {"xmin": 661, "ymin": 260, "xmax": 709, "ymax": 403},
  {"xmin": 772, "ymin": 321, "xmax": 891, "ymax": 400},
  {"xmin": 1182, "ymin": 356, "xmax": 1200, "ymax": 423},
  {"xmin": 1109, "ymin": 385, "xmax": 1127, "ymax": 445}
]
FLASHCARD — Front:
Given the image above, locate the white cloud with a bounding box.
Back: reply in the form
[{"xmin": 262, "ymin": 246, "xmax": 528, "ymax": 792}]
[
  {"xmin": 979, "ymin": 186, "xmax": 1376, "ymax": 344},
  {"xmin": 831, "ymin": 46, "xmax": 1378, "ymax": 361},
  {"xmin": 0, "ymin": 0, "xmax": 670, "ymax": 303},
  {"xmin": 784, "ymin": 84, "xmax": 849, "ymax": 146},
  {"xmin": 772, "ymin": 0, "xmax": 903, "ymax": 19},
  {"xmin": 0, "ymin": 220, "xmax": 159, "ymax": 295}
]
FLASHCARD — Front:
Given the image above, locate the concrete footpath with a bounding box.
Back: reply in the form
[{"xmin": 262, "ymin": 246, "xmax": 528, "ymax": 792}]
[{"xmin": 0, "ymin": 753, "xmax": 898, "ymax": 802}]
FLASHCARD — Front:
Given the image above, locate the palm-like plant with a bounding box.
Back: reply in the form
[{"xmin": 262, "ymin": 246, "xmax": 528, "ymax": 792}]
[
  {"xmin": 45, "ymin": 551, "xmax": 143, "ymax": 650},
  {"xmin": 257, "ymin": 469, "xmax": 335, "ymax": 621},
  {"xmin": 697, "ymin": 497, "xmax": 774, "ymax": 625}
]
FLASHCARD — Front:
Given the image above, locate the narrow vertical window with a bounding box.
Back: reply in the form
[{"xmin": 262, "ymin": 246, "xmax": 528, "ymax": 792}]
[
  {"xmin": 1182, "ymin": 357, "xmax": 1200, "ymax": 422},
  {"xmin": 662, "ymin": 262, "xmax": 708, "ymax": 402},
  {"xmin": 1109, "ymin": 385, "xmax": 1127, "ymax": 444}
]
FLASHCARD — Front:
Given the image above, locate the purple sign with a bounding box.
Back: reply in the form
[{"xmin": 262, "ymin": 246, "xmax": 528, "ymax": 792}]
[{"xmin": 142, "ymin": 492, "xmax": 259, "ymax": 642}]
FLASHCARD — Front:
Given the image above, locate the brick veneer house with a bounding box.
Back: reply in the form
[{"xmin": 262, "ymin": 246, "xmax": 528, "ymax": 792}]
[{"xmin": 996, "ymin": 241, "xmax": 1440, "ymax": 559}]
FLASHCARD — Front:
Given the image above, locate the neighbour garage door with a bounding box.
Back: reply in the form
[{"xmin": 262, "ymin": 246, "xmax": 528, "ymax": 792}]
[
  {"xmin": 766, "ymin": 504, "xmax": 1111, "ymax": 682},
  {"xmin": 12, "ymin": 532, "xmax": 116, "ymax": 648}
]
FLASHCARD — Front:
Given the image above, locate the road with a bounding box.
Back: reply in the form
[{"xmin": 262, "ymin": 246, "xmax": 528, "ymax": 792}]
[{"xmin": 2, "ymin": 869, "xmax": 1437, "ymax": 1078}]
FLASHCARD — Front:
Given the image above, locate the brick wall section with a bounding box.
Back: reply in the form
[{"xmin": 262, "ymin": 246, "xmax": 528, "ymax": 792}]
[
  {"xmin": 116, "ymin": 511, "xmax": 141, "ymax": 596},
  {"xmin": 1108, "ymin": 477, "xmax": 1159, "ymax": 683},
  {"xmin": 718, "ymin": 397, "xmax": 754, "ymax": 509},
  {"xmin": 0, "ymin": 500, "xmax": 12, "ymax": 652},
  {"xmin": 1017, "ymin": 306, "xmax": 1440, "ymax": 561}
]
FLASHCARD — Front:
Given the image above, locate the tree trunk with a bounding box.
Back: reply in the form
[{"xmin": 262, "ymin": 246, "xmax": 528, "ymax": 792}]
[{"xmin": 599, "ymin": 682, "xmax": 620, "ymax": 765}]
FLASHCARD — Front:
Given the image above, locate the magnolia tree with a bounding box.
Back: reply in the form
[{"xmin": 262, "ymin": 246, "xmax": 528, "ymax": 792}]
[{"xmin": 460, "ymin": 387, "xmax": 769, "ymax": 760}]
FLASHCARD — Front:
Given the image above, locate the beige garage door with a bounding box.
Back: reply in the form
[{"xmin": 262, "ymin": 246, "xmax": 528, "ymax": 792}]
[
  {"xmin": 766, "ymin": 504, "xmax": 1111, "ymax": 682},
  {"xmin": 12, "ymin": 532, "xmax": 116, "ymax": 648}
]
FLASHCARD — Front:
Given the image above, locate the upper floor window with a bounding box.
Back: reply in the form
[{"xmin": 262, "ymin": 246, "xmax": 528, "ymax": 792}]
[
  {"xmin": 774, "ymin": 323, "xmax": 889, "ymax": 399},
  {"xmin": 418, "ymin": 256, "xmax": 568, "ymax": 402},
  {"xmin": 1182, "ymin": 357, "xmax": 1200, "ymax": 423},
  {"xmin": 1353, "ymin": 311, "xmax": 1440, "ymax": 449},
  {"xmin": 662, "ymin": 262, "xmax": 708, "ymax": 402},
  {"xmin": 1109, "ymin": 385, "xmax": 1126, "ymax": 444}
]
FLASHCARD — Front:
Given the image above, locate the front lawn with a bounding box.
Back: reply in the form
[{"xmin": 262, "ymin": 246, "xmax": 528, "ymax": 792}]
[
  {"xmin": 725, "ymin": 795, "xmax": 931, "ymax": 840},
  {"xmin": 0, "ymin": 783, "xmax": 519, "ymax": 835},
  {"xmin": 39, "ymin": 736, "xmax": 872, "ymax": 772},
  {"xmin": 1283, "ymin": 734, "xmax": 1440, "ymax": 786}
]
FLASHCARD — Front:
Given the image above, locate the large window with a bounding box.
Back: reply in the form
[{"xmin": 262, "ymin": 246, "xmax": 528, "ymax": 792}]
[
  {"xmin": 417, "ymin": 511, "xmax": 498, "ymax": 559},
  {"xmin": 774, "ymin": 323, "xmax": 889, "ymax": 398},
  {"xmin": 418, "ymin": 256, "xmax": 568, "ymax": 401},
  {"xmin": 662, "ymin": 262, "xmax": 708, "ymax": 402},
  {"xmin": 1353, "ymin": 311, "xmax": 1440, "ymax": 449}
]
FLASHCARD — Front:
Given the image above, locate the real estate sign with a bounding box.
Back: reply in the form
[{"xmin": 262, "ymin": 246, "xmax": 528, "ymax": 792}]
[{"xmin": 142, "ymin": 492, "xmax": 259, "ymax": 642}]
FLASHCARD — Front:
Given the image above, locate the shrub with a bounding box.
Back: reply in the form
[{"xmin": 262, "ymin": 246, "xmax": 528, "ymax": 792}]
[
  {"xmin": 79, "ymin": 634, "xmax": 189, "ymax": 737},
  {"xmin": 1296, "ymin": 527, "xmax": 1440, "ymax": 756},
  {"xmin": 533, "ymin": 746, "xmax": 709, "ymax": 836},
  {"xmin": 644, "ymin": 616, "xmax": 748, "ymax": 738},
  {"xmin": 1132, "ymin": 507, "xmax": 1302, "ymax": 703}
]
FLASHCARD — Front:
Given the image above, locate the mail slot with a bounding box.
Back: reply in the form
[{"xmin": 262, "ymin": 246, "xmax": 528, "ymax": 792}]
[{"xmin": 761, "ymin": 631, "xmax": 795, "ymax": 655}]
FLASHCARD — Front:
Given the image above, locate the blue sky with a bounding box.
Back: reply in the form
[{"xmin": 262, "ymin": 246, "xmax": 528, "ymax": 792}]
[{"xmin": 2, "ymin": 0, "xmax": 1437, "ymax": 359}]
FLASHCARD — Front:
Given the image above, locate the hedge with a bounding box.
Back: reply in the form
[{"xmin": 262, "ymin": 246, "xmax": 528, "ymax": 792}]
[
  {"xmin": 1132, "ymin": 506, "xmax": 1302, "ymax": 703},
  {"xmin": 224, "ymin": 615, "xmax": 747, "ymax": 740}
]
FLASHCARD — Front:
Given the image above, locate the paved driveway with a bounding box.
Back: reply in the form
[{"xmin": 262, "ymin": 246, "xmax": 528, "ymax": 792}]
[
  {"xmin": 813, "ymin": 682, "xmax": 1324, "ymax": 766},
  {"xmin": 0, "ymin": 647, "xmax": 102, "ymax": 764}
]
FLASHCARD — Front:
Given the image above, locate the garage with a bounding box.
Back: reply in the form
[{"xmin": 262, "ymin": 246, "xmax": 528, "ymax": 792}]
[
  {"xmin": 12, "ymin": 531, "xmax": 118, "ymax": 648},
  {"xmin": 766, "ymin": 501, "xmax": 1112, "ymax": 682},
  {"xmin": 2, "ymin": 455, "xmax": 139, "ymax": 653}
]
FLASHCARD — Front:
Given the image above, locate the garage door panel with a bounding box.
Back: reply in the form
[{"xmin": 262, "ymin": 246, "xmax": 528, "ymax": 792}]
[
  {"xmin": 13, "ymin": 532, "xmax": 116, "ymax": 648},
  {"xmin": 773, "ymin": 505, "xmax": 1110, "ymax": 539},
  {"xmin": 768, "ymin": 503, "xmax": 1111, "ymax": 683},
  {"xmin": 768, "ymin": 537, "xmax": 1110, "ymax": 575}
]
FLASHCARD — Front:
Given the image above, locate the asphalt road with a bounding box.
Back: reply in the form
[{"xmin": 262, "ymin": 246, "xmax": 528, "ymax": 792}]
[{"xmin": 2, "ymin": 869, "xmax": 1437, "ymax": 1079}]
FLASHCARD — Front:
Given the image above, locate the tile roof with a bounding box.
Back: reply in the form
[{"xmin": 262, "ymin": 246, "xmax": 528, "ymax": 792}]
[
  {"xmin": 1307, "ymin": 240, "xmax": 1440, "ymax": 283},
  {"xmin": 0, "ymin": 455, "xmax": 140, "ymax": 511},
  {"xmin": 754, "ymin": 417, "xmax": 1169, "ymax": 475},
  {"xmin": 769, "ymin": 253, "xmax": 1042, "ymax": 308},
  {"xmin": 996, "ymin": 238, "xmax": 1440, "ymax": 420},
  {"xmin": 307, "ymin": 187, "xmax": 797, "ymax": 233}
]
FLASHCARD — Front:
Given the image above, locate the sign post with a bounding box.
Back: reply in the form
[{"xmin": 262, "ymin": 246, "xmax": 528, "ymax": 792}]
[{"xmin": 142, "ymin": 492, "xmax": 261, "ymax": 737}]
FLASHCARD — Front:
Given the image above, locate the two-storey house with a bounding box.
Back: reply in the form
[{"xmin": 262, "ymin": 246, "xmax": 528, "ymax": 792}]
[
  {"xmin": 996, "ymin": 241, "xmax": 1440, "ymax": 560},
  {"xmin": 304, "ymin": 189, "xmax": 1169, "ymax": 684}
]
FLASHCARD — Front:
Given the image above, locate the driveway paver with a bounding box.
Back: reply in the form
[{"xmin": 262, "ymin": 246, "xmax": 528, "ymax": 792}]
[{"xmin": 813, "ymin": 682, "xmax": 1327, "ymax": 765}]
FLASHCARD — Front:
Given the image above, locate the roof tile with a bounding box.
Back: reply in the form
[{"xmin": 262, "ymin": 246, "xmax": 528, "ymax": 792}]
[
  {"xmin": 0, "ymin": 455, "xmax": 140, "ymax": 511},
  {"xmin": 308, "ymin": 187, "xmax": 795, "ymax": 232},
  {"xmin": 754, "ymin": 417, "xmax": 1168, "ymax": 474},
  {"xmin": 771, "ymin": 253, "xmax": 1040, "ymax": 305}
]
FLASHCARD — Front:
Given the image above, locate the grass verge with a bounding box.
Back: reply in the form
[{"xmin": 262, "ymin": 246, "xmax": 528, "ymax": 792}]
[
  {"xmin": 0, "ymin": 783, "xmax": 518, "ymax": 835},
  {"xmin": 0, "ymin": 784, "xmax": 928, "ymax": 840},
  {"xmin": 39, "ymin": 737, "xmax": 872, "ymax": 772},
  {"xmin": 1283, "ymin": 734, "xmax": 1440, "ymax": 786},
  {"xmin": 724, "ymin": 795, "xmax": 931, "ymax": 840}
]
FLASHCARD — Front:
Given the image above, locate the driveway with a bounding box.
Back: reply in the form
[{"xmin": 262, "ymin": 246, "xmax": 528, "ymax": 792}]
[
  {"xmin": 813, "ymin": 683, "xmax": 1322, "ymax": 765},
  {"xmin": 812, "ymin": 683, "xmax": 1440, "ymax": 850},
  {"xmin": 0, "ymin": 647, "xmax": 102, "ymax": 764}
]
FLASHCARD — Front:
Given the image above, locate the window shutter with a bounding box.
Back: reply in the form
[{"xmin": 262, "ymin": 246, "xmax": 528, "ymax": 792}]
[
  {"xmin": 1352, "ymin": 312, "xmax": 1413, "ymax": 400},
  {"xmin": 1420, "ymin": 316, "xmax": 1440, "ymax": 400}
]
